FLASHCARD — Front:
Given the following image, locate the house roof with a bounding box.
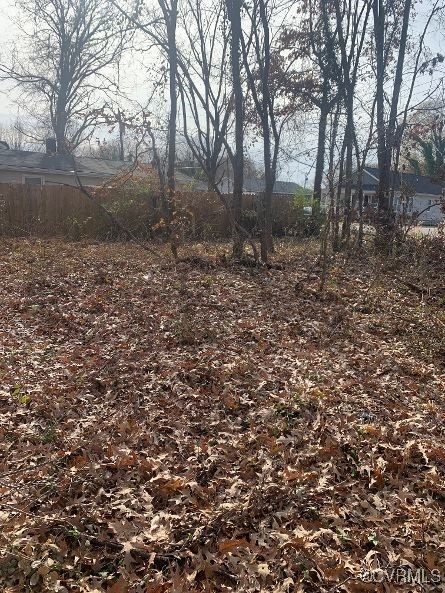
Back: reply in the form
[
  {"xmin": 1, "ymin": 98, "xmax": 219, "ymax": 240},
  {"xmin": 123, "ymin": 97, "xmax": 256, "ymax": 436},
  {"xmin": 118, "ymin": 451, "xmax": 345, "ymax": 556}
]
[
  {"xmin": 0, "ymin": 149, "xmax": 128, "ymax": 178},
  {"xmin": 175, "ymin": 171, "xmax": 208, "ymax": 191},
  {"xmin": 0, "ymin": 149, "xmax": 210, "ymax": 189},
  {"xmin": 0, "ymin": 148, "xmax": 309, "ymax": 195},
  {"xmin": 219, "ymin": 177, "xmax": 305, "ymax": 195},
  {"xmin": 364, "ymin": 166, "xmax": 444, "ymax": 196},
  {"xmin": 244, "ymin": 178, "xmax": 305, "ymax": 195}
]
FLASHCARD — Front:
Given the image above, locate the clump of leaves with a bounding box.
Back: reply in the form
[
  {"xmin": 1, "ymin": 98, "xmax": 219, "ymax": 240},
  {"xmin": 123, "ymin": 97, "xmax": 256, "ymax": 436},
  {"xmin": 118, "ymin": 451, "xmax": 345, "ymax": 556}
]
[
  {"xmin": 11, "ymin": 384, "xmax": 30, "ymax": 405},
  {"xmin": 173, "ymin": 310, "xmax": 197, "ymax": 345}
]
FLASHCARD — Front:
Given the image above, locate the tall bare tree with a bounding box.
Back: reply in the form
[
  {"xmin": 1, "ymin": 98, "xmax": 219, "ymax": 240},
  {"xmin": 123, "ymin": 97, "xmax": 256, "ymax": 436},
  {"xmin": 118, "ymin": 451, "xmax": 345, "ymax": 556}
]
[
  {"xmin": 372, "ymin": 0, "xmax": 412, "ymax": 248},
  {"xmin": 158, "ymin": 0, "xmax": 179, "ymax": 217},
  {"xmin": 278, "ymin": 0, "xmax": 339, "ymax": 206},
  {"xmin": 0, "ymin": 0, "xmax": 130, "ymax": 154},
  {"xmin": 321, "ymin": 0, "xmax": 372, "ymax": 248},
  {"xmin": 372, "ymin": 0, "xmax": 444, "ymax": 248},
  {"xmin": 226, "ymin": 0, "xmax": 245, "ymax": 258},
  {"xmin": 178, "ymin": 0, "xmax": 231, "ymax": 190},
  {"xmin": 241, "ymin": 0, "xmax": 293, "ymax": 261},
  {"xmin": 111, "ymin": 0, "xmax": 179, "ymax": 256},
  {"xmin": 0, "ymin": 118, "xmax": 32, "ymax": 151},
  {"xmin": 176, "ymin": 0, "xmax": 259, "ymax": 259}
]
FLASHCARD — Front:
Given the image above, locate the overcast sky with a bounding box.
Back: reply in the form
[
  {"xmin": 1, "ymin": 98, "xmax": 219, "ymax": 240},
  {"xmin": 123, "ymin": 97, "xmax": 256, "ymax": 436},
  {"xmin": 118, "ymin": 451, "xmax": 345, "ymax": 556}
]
[
  {"xmin": 0, "ymin": 1, "xmax": 18, "ymax": 119},
  {"xmin": 0, "ymin": 0, "xmax": 444, "ymax": 185}
]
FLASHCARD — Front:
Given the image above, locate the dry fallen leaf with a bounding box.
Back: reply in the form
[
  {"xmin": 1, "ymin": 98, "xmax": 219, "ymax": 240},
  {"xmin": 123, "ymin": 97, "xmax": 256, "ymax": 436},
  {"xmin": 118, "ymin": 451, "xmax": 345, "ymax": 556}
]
[{"xmin": 1, "ymin": 239, "xmax": 444, "ymax": 593}]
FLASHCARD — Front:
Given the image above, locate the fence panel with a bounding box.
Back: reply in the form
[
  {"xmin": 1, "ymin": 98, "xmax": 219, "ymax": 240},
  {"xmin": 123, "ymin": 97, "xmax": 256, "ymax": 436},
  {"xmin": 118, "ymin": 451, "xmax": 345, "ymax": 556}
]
[{"xmin": 0, "ymin": 183, "xmax": 297, "ymax": 239}]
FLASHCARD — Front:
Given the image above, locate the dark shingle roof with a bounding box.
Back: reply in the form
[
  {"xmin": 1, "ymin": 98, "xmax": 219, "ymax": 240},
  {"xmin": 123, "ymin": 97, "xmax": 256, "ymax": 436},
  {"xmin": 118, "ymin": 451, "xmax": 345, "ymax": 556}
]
[
  {"xmin": 218, "ymin": 177, "xmax": 305, "ymax": 195},
  {"xmin": 0, "ymin": 149, "xmax": 128, "ymax": 177},
  {"xmin": 175, "ymin": 171, "xmax": 208, "ymax": 191},
  {"xmin": 364, "ymin": 166, "xmax": 444, "ymax": 196},
  {"xmin": 0, "ymin": 149, "xmax": 212, "ymax": 188},
  {"xmin": 243, "ymin": 178, "xmax": 304, "ymax": 195}
]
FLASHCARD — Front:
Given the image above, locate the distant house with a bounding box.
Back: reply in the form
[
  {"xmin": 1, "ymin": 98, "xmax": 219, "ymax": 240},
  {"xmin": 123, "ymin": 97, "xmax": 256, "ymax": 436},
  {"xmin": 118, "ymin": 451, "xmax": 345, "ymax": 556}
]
[
  {"xmin": 0, "ymin": 141, "xmax": 206, "ymax": 190},
  {"xmin": 219, "ymin": 177, "xmax": 307, "ymax": 197},
  {"xmin": 0, "ymin": 142, "xmax": 128, "ymax": 187},
  {"xmin": 174, "ymin": 171, "xmax": 208, "ymax": 192},
  {"xmin": 333, "ymin": 166, "xmax": 444, "ymax": 224}
]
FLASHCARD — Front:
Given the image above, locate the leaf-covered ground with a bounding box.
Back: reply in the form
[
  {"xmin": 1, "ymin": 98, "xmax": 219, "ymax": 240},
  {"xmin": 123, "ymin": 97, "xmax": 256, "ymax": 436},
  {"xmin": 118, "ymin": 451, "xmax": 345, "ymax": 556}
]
[{"xmin": 1, "ymin": 238, "xmax": 445, "ymax": 593}]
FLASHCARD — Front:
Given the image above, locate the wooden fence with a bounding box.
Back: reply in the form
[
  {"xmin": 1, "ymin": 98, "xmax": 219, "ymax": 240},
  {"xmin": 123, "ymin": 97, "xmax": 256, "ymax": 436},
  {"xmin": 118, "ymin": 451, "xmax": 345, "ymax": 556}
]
[{"xmin": 0, "ymin": 183, "xmax": 299, "ymax": 240}]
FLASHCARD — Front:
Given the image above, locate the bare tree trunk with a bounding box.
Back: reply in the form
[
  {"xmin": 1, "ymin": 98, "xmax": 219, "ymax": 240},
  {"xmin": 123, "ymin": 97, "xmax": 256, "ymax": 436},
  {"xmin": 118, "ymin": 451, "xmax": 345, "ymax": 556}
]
[
  {"xmin": 373, "ymin": 0, "xmax": 412, "ymax": 251},
  {"xmin": 341, "ymin": 103, "xmax": 355, "ymax": 247},
  {"xmin": 333, "ymin": 134, "xmax": 347, "ymax": 252},
  {"xmin": 313, "ymin": 82, "xmax": 329, "ymax": 205},
  {"xmin": 260, "ymin": 123, "xmax": 274, "ymax": 262},
  {"xmin": 160, "ymin": 0, "xmax": 179, "ymax": 259},
  {"xmin": 373, "ymin": 0, "xmax": 391, "ymax": 249},
  {"xmin": 240, "ymin": 0, "xmax": 284, "ymax": 262},
  {"xmin": 319, "ymin": 105, "xmax": 340, "ymax": 290},
  {"xmin": 54, "ymin": 95, "xmax": 69, "ymax": 154},
  {"xmin": 226, "ymin": 0, "xmax": 244, "ymax": 259},
  {"xmin": 354, "ymin": 135, "xmax": 365, "ymax": 248},
  {"xmin": 178, "ymin": 84, "xmax": 259, "ymax": 260},
  {"xmin": 258, "ymin": 0, "xmax": 274, "ymax": 261}
]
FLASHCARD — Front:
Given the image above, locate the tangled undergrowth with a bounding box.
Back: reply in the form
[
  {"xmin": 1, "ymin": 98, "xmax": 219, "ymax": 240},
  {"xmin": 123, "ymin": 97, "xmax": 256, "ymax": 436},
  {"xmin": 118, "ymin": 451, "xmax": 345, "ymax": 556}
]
[{"xmin": 0, "ymin": 238, "xmax": 444, "ymax": 592}]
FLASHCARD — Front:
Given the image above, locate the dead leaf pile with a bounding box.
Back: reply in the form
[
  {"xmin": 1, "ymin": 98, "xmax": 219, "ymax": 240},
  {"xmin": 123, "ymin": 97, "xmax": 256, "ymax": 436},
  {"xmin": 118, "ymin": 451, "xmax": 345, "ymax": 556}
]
[{"xmin": 0, "ymin": 238, "xmax": 444, "ymax": 592}]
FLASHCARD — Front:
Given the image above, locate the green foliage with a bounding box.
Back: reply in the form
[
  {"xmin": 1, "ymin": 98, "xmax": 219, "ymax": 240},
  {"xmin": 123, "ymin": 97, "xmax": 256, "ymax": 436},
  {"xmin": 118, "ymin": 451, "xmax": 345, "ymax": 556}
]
[
  {"xmin": 11, "ymin": 384, "xmax": 30, "ymax": 405},
  {"xmin": 406, "ymin": 110, "xmax": 445, "ymax": 179},
  {"xmin": 67, "ymin": 216, "xmax": 94, "ymax": 241},
  {"xmin": 292, "ymin": 189, "xmax": 312, "ymax": 210},
  {"xmin": 291, "ymin": 189, "xmax": 325, "ymax": 237},
  {"xmin": 125, "ymin": 177, "xmax": 157, "ymax": 200},
  {"xmin": 41, "ymin": 426, "xmax": 56, "ymax": 444},
  {"xmin": 407, "ymin": 133, "xmax": 445, "ymax": 178}
]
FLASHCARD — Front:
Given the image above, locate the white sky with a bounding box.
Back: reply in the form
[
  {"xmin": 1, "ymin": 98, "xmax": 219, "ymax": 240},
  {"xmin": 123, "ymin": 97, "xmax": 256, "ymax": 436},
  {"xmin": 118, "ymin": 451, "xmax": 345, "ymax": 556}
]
[
  {"xmin": 0, "ymin": 0, "xmax": 18, "ymax": 119},
  {"xmin": 0, "ymin": 1, "xmax": 444, "ymax": 185}
]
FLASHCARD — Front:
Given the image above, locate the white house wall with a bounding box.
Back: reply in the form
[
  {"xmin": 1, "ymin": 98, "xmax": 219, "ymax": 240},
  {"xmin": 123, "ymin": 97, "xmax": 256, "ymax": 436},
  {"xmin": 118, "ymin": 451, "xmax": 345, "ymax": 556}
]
[
  {"xmin": 411, "ymin": 195, "xmax": 443, "ymax": 222},
  {"xmin": 335, "ymin": 188, "xmax": 444, "ymax": 223}
]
